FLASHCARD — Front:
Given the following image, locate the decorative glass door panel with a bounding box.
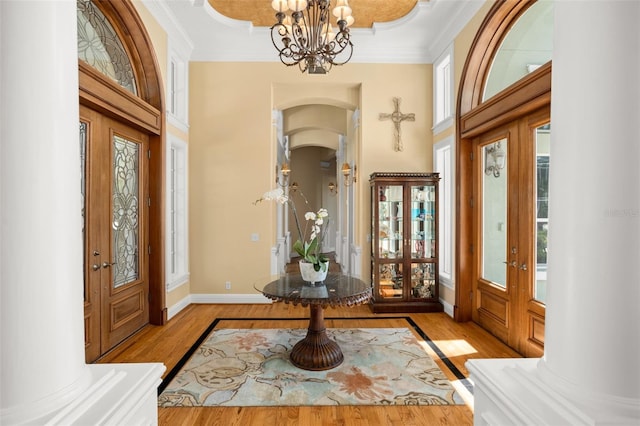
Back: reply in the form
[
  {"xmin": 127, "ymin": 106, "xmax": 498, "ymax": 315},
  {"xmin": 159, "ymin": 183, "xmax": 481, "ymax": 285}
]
[
  {"xmin": 481, "ymin": 138, "xmax": 508, "ymax": 289},
  {"xmin": 112, "ymin": 135, "xmax": 140, "ymax": 288}
]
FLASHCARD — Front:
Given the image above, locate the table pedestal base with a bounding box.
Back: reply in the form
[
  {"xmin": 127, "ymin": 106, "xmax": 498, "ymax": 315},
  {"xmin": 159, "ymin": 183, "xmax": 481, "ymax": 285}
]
[{"xmin": 290, "ymin": 305, "xmax": 344, "ymax": 371}]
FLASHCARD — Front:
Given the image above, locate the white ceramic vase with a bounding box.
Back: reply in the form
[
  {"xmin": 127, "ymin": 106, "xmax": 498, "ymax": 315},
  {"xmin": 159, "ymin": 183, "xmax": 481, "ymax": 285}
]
[{"xmin": 299, "ymin": 260, "xmax": 329, "ymax": 283}]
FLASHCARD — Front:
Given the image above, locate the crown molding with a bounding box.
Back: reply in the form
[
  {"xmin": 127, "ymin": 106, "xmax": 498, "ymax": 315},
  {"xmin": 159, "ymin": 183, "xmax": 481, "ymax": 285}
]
[{"xmin": 146, "ymin": 0, "xmax": 485, "ymax": 64}]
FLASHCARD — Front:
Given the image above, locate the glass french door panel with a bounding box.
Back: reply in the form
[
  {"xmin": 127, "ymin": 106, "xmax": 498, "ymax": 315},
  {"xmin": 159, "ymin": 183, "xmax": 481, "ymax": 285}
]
[
  {"xmin": 482, "ymin": 138, "xmax": 508, "ymax": 288},
  {"xmin": 534, "ymin": 123, "xmax": 550, "ymax": 303},
  {"xmin": 410, "ymin": 185, "xmax": 435, "ymax": 258},
  {"xmin": 112, "ymin": 134, "xmax": 140, "ymax": 288},
  {"xmin": 378, "ymin": 185, "xmax": 403, "ymax": 259},
  {"xmin": 80, "ymin": 122, "xmax": 88, "ymax": 298},
  {"xmin": 378, "ymin": 263, "xmax": 403, "ymax": 299},
  {"xmin": 410, "ymin": 262, "xmax": 435, "ymax": 299}
]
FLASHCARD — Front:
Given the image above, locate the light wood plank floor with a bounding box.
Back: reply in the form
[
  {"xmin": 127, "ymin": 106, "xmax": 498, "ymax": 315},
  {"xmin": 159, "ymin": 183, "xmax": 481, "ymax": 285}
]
[{"xmin": 100, "ymin": 303, "xmax": 521, "ymax": 426}]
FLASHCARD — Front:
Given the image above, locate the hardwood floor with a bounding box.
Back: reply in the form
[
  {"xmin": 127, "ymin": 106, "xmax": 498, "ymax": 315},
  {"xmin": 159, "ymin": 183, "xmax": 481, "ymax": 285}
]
[{"xmin": 99, "ymin": 303, "xmax": 522, "ymax": 426}]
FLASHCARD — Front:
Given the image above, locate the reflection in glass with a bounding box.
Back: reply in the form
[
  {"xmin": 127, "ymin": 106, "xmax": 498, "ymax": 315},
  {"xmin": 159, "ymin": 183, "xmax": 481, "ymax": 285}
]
[
  {"xmin": 483, "ymin": 1, "xmax": 553, "ymax": 101},
  {"xmin": 410, "ymin": 185, "xmax": 436, "ymax": 259},
  {"xmin": 113, "ymin": 135, "xmax": 139, "ymax": 288},
  {"xmin": 378, "ymin": 185, "xmax": 403, "ymax": 259},
  {"xmin": 378, "ymin": 263, "xmax": 403, "ymax": 299},
  {"xmin": 410, "ymin": 262, "xmax": 435, "ymax": 299},
  {"xmin": 535, "ymin": 124, "xmax": 550, "ymax": 303},
  {"xmin": 482, "ymin": 138, "xmax": 508, "ymax": 288}
]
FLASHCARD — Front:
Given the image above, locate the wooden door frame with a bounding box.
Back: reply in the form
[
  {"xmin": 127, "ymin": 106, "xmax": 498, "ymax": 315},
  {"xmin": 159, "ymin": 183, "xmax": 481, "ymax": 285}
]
[
  {"xmin": 454, "ymin": 0, "xmax": 551, "ymax": 322},
  {"xmin": 79, "ymin": 0, "xmax": 167, "ymax": 325}
]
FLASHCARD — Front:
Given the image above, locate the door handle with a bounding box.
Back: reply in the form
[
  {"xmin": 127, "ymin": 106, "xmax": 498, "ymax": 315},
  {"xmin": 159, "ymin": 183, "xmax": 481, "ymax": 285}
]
[
  {"xmin": 102, "ymin": 261, "xmax": 117, "ymax": 269},
  {"xmin": 92, "ymin": 264, "xmax": 101, "ymax": 271},
  {"xmin": 503, "ymin": 260, "xmax": 516, "ymax": 268}
]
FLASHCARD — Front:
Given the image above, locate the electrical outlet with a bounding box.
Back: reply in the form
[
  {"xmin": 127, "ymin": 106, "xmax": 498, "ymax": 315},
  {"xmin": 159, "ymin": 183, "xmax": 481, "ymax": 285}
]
[{"xmin": 225, "ymin": 281, "xmax": 231, "ymax": 290}]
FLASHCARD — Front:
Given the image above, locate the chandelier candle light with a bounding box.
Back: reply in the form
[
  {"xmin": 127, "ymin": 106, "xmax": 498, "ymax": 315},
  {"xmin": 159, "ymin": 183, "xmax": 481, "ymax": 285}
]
[{"xmin": 270, "ymin": 0, "xmax": 355, "ymax": 74}]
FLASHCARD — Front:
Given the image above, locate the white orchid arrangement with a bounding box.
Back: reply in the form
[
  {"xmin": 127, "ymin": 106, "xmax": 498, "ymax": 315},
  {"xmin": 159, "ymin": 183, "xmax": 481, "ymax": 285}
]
[{"xmin": 255, "ymin": 188, "xmax": 330, "ymax": 272}]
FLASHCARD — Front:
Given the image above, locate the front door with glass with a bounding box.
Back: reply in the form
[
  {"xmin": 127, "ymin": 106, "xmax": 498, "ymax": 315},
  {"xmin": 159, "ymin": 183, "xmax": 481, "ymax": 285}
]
[
  {"xmin": 81, "ymin": 106, "xmax": 150, "ymax": 362},
  {"xmin": 473, "ymin": 108, "xmax": 549, "ymax": 357}
]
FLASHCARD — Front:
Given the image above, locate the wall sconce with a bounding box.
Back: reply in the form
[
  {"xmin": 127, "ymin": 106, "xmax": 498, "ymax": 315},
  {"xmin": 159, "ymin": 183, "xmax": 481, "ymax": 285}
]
[
  {"xmin": 484, "ymin": 142, "xmax": 506, "ymax": 178},
  {"xmin": 276, "ymin": 162, "xmax": 291, "ymax": 187},
  {"xmin": 341, "ymin": 162, "xmax": 357, "ymax": 186},
  {"xmin": 328, "ymin": 182, "xmax": 337, "ymax": 194}
]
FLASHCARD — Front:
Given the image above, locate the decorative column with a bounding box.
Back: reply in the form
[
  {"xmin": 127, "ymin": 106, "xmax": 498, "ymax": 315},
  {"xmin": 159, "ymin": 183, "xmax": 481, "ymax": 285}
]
[
  {"xmin": 468, "ymin": 2, "xmax": 639, "ymax": 424},
  {"xmin": 1, "ymin": 1, "xmax": 164, "ymax": 424},
  {"xmin": 539, "ymin": 0, "xmax": 640, "ymax": 405},
  {"xmin": 1, "ymin": 0, "xmax": 92, "ymax": 421}
]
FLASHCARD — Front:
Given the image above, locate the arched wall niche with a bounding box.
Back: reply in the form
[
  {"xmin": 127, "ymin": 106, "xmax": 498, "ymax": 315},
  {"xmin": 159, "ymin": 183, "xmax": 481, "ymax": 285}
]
[
  {"xmin": 454, "ymin": 0, "xmax": 551, "ymax": 322},
  {"xmin": 79, "ymin": 0, "xmax": 167, "ymax": 324}
]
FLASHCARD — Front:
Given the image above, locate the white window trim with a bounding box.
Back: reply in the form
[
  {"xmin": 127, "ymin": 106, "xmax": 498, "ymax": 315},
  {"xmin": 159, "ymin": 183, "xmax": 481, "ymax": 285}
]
[
  {"xmin": 434, "ymin": 136, "xmax": 455, "ymax": 290},
  {"xmin": 166, "ymin": 45, "xmax": 189, "ymax": 133},
  {"xmin": 433, "ymin": 43, "xmax": 454, "ymax": 135},
  {"xmin": 166, "ymin": 135, "xmax": 189, "ymax": 292}
]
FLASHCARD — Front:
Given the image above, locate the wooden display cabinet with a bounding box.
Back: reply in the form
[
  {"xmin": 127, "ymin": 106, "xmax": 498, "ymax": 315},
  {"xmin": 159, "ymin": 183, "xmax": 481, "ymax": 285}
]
[{"xmin": 369, "ymin": 172, "xmax": 442, "ymax": 313}]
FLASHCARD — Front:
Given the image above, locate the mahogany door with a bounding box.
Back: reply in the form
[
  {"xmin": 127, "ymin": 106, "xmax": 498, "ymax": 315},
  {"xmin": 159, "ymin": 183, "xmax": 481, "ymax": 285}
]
[
  {"xmin": 472, "ymin": 108, "xmax": 549, "ymax": 357},
  {"xmin": 81, "ymin": 106, "xmax": 149, "ymax": 362}
]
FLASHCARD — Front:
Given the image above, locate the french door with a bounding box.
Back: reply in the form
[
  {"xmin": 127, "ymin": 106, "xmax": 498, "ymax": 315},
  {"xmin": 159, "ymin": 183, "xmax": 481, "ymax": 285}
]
[
  {"xmin": 472, "ymin": 108, "xmax": 549, "ymax": 357},
  {"xmin": 81, "ymin": 106, "xmax": 150, "ymax": 362}
]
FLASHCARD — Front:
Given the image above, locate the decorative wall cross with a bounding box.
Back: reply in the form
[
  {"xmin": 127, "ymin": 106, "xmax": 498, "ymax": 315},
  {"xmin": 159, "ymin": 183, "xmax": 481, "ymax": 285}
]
[{"xmin": 379, "ymin": 97, "xmax": 415, "ymax": 152}]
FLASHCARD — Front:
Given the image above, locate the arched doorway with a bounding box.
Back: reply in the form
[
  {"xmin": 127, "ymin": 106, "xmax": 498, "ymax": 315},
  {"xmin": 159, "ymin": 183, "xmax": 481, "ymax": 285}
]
[
  {"xmin": 272, "ymin": 92, "xmax": 360, "ymax": 276},
  {"xmin": 456, "ymin": 1, "xmax": 552, "ymax": 357},
  {"xmin": 78, "ymin": 0, "xmax": 165, "ymax": 362}
]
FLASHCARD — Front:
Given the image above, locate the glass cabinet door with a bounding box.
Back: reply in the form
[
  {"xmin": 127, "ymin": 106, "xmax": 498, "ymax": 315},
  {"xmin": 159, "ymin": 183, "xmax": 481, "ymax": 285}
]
[
  {"xmin": 377, "ymin": 185, "xmax": 403, "ymax": 260},
  {"xmin": 378, "ymin": 263, "xmax": 404, "ymax": 299},
  {"xmin": 410, "ymin": 262, "xmax": 436, "ymax": 300},
  {"xmin": 410, "ymin": 185, "xmax": 435, "ymax": 259}
]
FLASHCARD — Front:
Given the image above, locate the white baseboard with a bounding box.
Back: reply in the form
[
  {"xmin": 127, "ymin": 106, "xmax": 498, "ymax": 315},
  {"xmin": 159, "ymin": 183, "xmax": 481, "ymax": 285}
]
[
  {"xmin": 440, "ymin": 298, "xmax": 454, "ymax": 317},
  {"xmin": 166, "ymin": 294, "xmax": 272, "ymax": 320},
  {"xmin": 190, "ymin": 293, "xmax": 273, "ymax": 304},
  {"xmin": 167, "ymin": 295, "xmax": 191, "ymax": 321}
]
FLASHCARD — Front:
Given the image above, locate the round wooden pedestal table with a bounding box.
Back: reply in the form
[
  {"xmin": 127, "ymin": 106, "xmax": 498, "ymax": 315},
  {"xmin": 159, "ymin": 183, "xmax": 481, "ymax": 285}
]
[{"xmin": 256, "ymin": 273, "xmax": 371, "ymax": 371}]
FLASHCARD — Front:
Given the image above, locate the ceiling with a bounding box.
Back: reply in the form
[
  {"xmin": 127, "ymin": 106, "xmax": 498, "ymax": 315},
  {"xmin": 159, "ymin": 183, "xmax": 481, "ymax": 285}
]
[
  {"xmin": 142, "ymin": 0, "xmax": 486, "ymax": 63},
  {"xmin": 208, "ymin": 0, "xmax": 419, "ymax": 29}
]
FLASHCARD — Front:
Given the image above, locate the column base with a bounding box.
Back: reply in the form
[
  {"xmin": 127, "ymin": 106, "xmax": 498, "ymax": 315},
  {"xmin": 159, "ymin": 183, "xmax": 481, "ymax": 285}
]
[
  {"xmin": 467, "ymin": 358, "xmax": 640, "ymax": 425},
  {"xmin": 1, "ymin": 363, "xmax": 165, "ymax": 425}
]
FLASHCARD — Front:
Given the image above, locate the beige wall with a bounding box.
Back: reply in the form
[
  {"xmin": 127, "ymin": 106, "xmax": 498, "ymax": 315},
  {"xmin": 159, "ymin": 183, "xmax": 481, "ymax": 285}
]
[
  {"xmin": 189, "ymin": 62, "xmax": 433, "ymax": 295},
  {"xmin": 134, "ymin": 0, "xmax": 495, "ymax": 310}
]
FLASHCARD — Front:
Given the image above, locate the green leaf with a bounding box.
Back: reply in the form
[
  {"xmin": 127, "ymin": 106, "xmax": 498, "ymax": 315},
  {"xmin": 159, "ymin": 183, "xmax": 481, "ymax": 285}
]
[
  {"xmin": 307, "ymin": 238, "xmax": 318, "ymax": 255},
  {"xmin": 292, "ymin": 239, "xmax": 305, "ymax": 257}
]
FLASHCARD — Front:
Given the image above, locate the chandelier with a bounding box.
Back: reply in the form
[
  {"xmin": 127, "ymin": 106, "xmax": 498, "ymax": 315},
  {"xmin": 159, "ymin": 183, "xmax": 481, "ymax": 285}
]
[{"xmin": 270, "ymin": 0, "xmax": 355, "ymax": 74}]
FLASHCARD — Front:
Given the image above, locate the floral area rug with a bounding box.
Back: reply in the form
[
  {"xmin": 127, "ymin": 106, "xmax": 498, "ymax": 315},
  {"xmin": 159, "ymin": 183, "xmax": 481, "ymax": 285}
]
[{"xmin": 158, "ymin": 328, "xmax": 464, "ymax": 407}]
